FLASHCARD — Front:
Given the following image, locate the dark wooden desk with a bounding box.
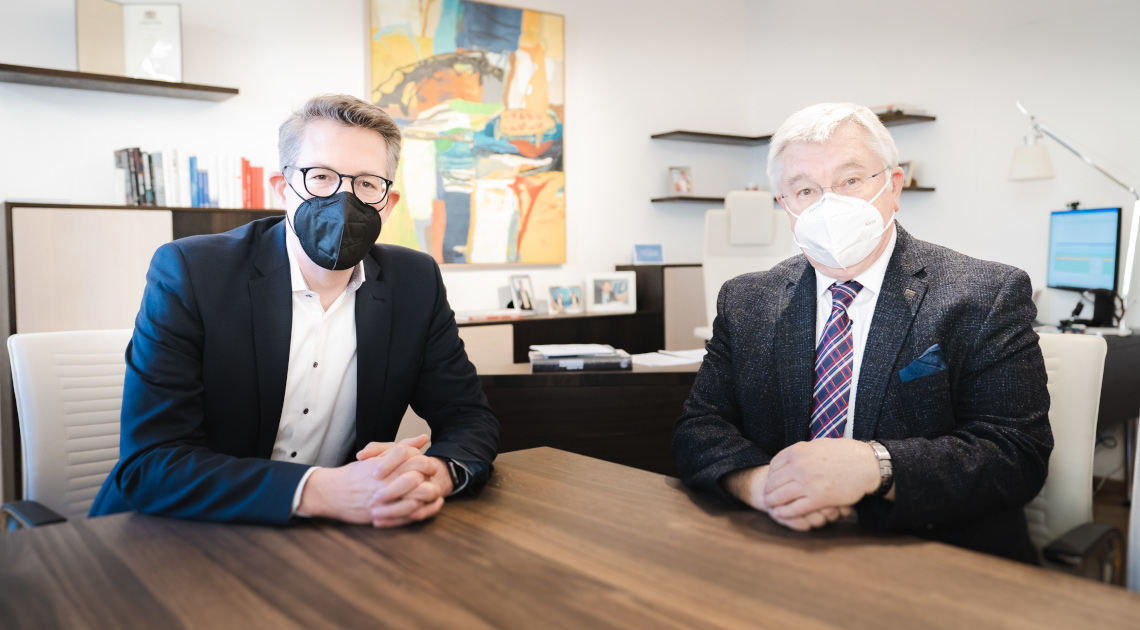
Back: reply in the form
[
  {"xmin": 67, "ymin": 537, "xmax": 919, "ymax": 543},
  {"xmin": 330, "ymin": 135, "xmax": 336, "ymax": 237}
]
[
  {"xmin": 2, "ymin": 448, "xmax": 1138, "ymax": 629},
  {"xmin": 479, "ymin": 363, "xmax": 699, "ymax": 476}
]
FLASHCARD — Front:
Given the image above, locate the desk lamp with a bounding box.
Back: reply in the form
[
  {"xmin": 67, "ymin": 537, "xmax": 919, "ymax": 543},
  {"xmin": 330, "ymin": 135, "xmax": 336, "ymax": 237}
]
[{"xmin": 1010, "ymin": 101, "xmax": 1140, "ymax": 335}]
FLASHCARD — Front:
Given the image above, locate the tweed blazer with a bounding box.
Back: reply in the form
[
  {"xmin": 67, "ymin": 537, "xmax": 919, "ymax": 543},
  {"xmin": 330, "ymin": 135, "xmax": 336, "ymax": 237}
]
[{"xmin": 672, "ymin": 224, "xmax": 1052, "ymax": 563}]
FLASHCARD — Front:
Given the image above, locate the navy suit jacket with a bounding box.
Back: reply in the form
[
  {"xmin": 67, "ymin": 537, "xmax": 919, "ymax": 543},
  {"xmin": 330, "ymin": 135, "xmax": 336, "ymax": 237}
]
[
  {"xmin": 91, "ymin": 217, "xmax": 500, "ymax": 523},
  {"xmin": 672, "ymin": 225, "xmax": 1052, "ymax": 563}
]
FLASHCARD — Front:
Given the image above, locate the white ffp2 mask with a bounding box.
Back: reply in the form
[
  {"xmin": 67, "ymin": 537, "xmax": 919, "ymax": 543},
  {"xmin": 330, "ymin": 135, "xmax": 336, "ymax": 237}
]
[{"xmin": 784, "ymin": 177, "xmax": 894, "ymax": 269}]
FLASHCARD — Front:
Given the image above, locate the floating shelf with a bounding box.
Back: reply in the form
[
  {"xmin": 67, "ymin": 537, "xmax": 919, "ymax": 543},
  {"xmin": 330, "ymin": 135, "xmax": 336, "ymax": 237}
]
[
  {"xmin": 0, "ymin": 63, "xmax": 239, "ymax": 102},
  {"xmin": 651, "ymin": 185, "xmax": 935, "ymax": 204},
  {"xmin": 650, "ymin": 131, "xmax": 771, "ymax": 146},
  {"xmin": 650, "ymin": 196, "xmax": 731, "ymax": 204},
  {"xmin": 652, "ymin": 112, "xmax": 936, "ymax": 146}
]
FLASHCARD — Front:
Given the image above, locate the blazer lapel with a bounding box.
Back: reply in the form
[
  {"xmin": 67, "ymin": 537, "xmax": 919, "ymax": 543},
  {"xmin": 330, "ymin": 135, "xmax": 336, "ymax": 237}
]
[
  {"xmin": 249, "ymin": 221, "xmax": 293, "ymax": 458},
  {"xmin": 777, "ymin": 262, "xmax": 818, "ymax": 444},
  {"xmin": 353, "ymin": 251, "xmax": 392, "ymax": 451},
  {"xmin": 853, "ymin": 226, "xmax": 929, "ymax": 440}
]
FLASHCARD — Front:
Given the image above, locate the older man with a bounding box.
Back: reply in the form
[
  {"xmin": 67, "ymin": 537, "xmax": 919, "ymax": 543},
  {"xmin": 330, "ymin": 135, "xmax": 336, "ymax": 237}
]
[
  {"xmin": 672, "ymin": 103, "xmax": 1051, "ymax": 563},
  {"xmin": 92, "ymin": 94, "xmax": 500, "ymax": 526}
]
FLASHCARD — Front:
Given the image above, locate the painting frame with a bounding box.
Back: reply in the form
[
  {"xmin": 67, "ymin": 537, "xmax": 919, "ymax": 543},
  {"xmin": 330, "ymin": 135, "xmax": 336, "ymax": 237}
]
[
  {"xmin": 585, "ymin": 271, "xmax": 637, "ymax": 314},
  {"xmin": 367, "ymin": 0, "xmax": 567, "ymax": 266},
  {"xmin": 509, "ymin": 274, "xmax": 537, "ymax": 311}
]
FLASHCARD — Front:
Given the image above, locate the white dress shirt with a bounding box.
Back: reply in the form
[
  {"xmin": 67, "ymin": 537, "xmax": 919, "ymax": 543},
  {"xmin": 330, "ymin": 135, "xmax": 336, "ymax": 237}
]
[
  {"xmin": 274, "ymin": 236, "xmax": 364, "ymax": 513},
  {"xmin": 813, "ymin": 226, "xmax": 898, "ymax": 439}
]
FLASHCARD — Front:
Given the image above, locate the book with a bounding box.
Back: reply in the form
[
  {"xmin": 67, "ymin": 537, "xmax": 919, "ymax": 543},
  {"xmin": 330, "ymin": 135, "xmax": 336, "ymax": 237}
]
[
  {"xmin": 189, "ymin": 156, "xmax": 199, "ymax": 207},
  {"xmin": 528, "ymin": 349, "xmax": 632, "ymax": 372},
  {"xmin": 150, "ymin": 152, "xmax": 166, "ymax": 206}
]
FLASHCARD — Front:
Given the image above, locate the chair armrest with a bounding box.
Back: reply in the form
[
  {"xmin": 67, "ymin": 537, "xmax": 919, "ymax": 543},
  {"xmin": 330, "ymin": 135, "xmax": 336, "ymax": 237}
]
[
  {"xmin": 1043, "ymin": 522, "xmax": 1124, "ymax": 584},
  {"xmin": 0, "ymin": 501, "xmax": 67, "ymax": 530}
]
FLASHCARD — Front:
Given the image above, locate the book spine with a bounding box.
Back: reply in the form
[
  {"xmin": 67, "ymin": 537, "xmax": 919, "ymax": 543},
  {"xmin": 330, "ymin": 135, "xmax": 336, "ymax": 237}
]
[
  {"xmin": 189, "ymin": 156, "xmax": 199, "ymax": 207},
  {"xmin": 242, "ymin": 158, "xmax": 251, "ymax": 209},
  {"xmin": 131, "ymin": 148, "xmax": 145, "ymax": 206},
  {"xmin": 140, "ymin": 151, "xmax": 155, "ymax": 206},
  {"xmin": 151, "ymin": 152, "xmax": 166, "ymax": 207},
  {"xmin": 206, "ymin": 155, "xmax": 219, "ymax": 207},
  {"xmin": 113, "ymin": 149, "xmax": 130, "ymax": 205},
  {"xmin": 179, "ymin": 150, "xmax": 192, "ymax": 207},
  {"xmin": 251, "ymin": 167, "xmax": 264, "ymax": 210},
  {"xmin": 201, "ymin": 171, "xmax": 210, "ymax": 208}
]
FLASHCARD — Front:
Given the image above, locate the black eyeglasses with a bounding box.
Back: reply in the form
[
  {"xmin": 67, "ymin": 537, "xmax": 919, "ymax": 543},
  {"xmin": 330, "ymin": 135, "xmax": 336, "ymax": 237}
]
[{"xmin": 285, "ymin": 166, "xmax": 394, "ymax": 205}]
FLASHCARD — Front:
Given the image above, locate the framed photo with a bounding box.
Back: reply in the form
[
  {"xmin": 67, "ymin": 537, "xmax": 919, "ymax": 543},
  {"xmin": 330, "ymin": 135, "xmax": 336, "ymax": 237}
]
[
  {"xmin": 548, "ymin": 285, "xmax": 584, "ymax": 315},
  {"xmin": 585, "ymin": 272, "xmax": 637, "ymax": 313},
  {"xmin": 898, "ymin": 161, "xmax": 914, "ymax": 188},
  {"xmin": 509, "ymin": 274, "xmax": 537, "ymax": 311},
  {"xmin": 669, "ymin": 166, "xmax": 693, "ymax": 196}
]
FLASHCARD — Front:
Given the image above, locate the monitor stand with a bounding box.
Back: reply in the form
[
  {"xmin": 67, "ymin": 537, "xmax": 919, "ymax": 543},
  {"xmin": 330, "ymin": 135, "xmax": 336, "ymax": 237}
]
[{"xmin": 1088, "ymin": 290, "xmax": 1117, "ymax": 327}]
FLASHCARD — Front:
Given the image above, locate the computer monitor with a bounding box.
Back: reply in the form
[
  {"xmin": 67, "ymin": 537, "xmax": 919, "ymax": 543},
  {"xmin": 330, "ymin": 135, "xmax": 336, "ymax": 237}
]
[{"xmin": 1047, "ymin": 207, "xmax": 1121, "ymax": 326}]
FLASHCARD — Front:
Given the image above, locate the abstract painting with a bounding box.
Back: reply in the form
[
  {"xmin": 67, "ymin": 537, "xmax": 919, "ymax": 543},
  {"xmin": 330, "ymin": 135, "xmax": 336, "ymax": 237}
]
[{"xmin": 370, "ymin": 0, "xmax": 565, "ymax": 264}]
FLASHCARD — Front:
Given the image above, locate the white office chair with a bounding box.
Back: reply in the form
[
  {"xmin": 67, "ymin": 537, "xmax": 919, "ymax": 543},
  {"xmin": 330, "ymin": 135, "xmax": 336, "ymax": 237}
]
[
  {"xmin": 1, "ymin": 329, "xmax": 133, "ymax": 529},
  {"xmin": 1025, "ymin": 333, "xmax": 1123, "ymax": 583},
  {"xmin": 696, "ymin": 190, "xmax": 798, "ymax": 340}
]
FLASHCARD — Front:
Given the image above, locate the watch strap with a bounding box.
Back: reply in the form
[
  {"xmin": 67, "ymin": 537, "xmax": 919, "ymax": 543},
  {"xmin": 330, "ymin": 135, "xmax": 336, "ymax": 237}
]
[{"xmin": 867, "ymin": 440, "xmax": 893, "ymax": 498}]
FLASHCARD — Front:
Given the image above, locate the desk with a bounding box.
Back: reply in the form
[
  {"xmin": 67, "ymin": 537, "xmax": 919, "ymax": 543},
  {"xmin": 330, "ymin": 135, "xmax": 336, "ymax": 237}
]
[
  {"xmin": 2, "ymin": 448, "xmax": 1138, "ymax": 628},
  {"xmin": 479, "ymin": 363, "xmax": 699, "ymax": 476}
]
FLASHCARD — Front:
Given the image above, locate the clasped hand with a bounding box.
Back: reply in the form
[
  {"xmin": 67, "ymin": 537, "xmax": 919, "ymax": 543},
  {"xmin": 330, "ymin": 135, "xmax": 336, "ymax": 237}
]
[
  {"xmin": 723, "ymin": 438, "xmax": 882, "ymax": 532},
  {"xmin": 299, "ymin": 434, "xmax": 452, "ymax": 528}
]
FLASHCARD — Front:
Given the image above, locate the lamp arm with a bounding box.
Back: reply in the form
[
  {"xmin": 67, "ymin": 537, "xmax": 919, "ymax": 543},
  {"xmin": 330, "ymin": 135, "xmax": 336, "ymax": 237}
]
[{"xmin": 1032, "ymin": 122, "xmax": 1140, "ymax": 200}]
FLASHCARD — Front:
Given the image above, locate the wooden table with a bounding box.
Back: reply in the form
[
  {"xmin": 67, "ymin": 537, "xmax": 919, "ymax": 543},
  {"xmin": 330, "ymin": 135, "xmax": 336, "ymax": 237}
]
[
  {"xmin": 2, "ymin": 448, "xmax": 1138, "ymax": 629},
  {"xmin": 480, "ymin": 363, "xmax": 699, "ymax": 476}
]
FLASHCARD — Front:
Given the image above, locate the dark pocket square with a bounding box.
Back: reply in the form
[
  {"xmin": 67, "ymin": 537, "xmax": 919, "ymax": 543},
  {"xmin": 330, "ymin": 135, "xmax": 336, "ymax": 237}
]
[{"xmin": 898, "ymin": 344, "xmax": 948, "ymax": 383}]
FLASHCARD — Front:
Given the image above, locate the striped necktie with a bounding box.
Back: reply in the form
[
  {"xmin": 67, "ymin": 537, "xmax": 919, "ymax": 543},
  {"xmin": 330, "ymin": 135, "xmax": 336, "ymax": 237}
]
[{"xmin": 811, "ymin": 281, "xmax": 863, "ymax": 440}]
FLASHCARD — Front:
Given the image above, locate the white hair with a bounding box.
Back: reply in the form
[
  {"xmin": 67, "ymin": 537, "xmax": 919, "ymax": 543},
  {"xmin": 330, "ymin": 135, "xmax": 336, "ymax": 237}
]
[{"xmin": 765, "ymin": 102, "xmax": 899, "ymax": 195}]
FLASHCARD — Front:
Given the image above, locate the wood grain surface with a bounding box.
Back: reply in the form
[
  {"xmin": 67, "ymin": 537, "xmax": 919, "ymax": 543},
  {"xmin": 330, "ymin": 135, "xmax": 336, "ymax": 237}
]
[{"xmin": 2, "ymin": 448, "xmax": 1138, "ymax": 629}]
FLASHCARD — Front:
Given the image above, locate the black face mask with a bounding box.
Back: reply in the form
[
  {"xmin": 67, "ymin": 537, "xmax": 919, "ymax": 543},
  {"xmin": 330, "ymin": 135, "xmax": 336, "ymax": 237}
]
[{"xmin": 288, "ymin": 191, "xmax": 382, "ymax": 271}]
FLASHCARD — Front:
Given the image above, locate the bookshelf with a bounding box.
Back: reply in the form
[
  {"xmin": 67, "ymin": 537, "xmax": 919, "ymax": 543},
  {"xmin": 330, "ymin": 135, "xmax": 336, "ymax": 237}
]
[
  {"xmin": 651, "ymin": 111, "xmax": 937, "ymax": 202},
  {"xmin": 0, "ymin": 63, "xmax": 239, "ymax": 102},
  {"xmin": 650, "ymin": 185, "xmax": 935, "ymax": 204},
  {"xmin": 651, "ymin": 112, "xmax": 936, "ymax": 146}
]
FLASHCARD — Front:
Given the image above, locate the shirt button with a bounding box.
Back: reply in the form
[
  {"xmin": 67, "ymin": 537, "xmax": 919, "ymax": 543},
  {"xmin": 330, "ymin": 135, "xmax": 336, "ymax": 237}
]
[
  {"xmin": 313, "ymin": 362, "xmax": 318, "ymax": 368},
  {"xmin": 290, "ymin": 451, "xmax": 297, "ymax": 458},
  {"xmin": 303, "ymin": 408, "xmax": 309, "ymax": 414}
]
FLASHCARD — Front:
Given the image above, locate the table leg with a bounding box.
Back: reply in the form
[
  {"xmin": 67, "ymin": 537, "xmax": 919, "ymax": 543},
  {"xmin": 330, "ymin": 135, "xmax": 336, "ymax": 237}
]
[{"xmin": 1126, "ymin": 417, "xmax": 1137, "ymax": 508}]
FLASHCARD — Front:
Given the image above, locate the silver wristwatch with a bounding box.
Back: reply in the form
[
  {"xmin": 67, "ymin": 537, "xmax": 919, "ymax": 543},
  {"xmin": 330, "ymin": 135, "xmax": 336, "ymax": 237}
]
[{"xmin": 867, "ymin": 440, "xmax": 893, "ymax": 498}]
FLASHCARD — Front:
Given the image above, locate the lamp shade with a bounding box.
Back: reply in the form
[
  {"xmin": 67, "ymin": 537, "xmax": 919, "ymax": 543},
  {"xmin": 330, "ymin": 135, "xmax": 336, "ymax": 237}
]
[{"xmin": 1009, "ymin": 143, "xmax": 1055, "ymax": 180}]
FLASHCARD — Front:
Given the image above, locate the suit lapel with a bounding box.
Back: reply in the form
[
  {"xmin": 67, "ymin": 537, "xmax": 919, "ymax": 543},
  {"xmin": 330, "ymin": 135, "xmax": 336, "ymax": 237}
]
[
  {"xmin": 853, "ymin": 226, "xmax": 928, "ymax": 440},
  {"xmin": 777, "ymin": 262, "xmax": 818, "ymax": 443},
  {"xmin": 353, "ymin": 251, "xmax": 392, "ymax": 451},
  {"xmin": 249, "ymin": 221, "xmax": 293, "ymax": 458}
]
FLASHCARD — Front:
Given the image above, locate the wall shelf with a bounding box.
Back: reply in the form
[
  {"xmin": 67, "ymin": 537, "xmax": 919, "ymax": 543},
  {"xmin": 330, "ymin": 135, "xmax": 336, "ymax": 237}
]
[
  {"xmin": 651, "ymin": 185, "xmax": 935, "ymax": 204},
  {"xmin": 0, "ymin": 63, "xmax": 239, "ymax": 102},
  {"xmin": 651, "ymin": 112, "xmax": 936, "ymax": 145}
]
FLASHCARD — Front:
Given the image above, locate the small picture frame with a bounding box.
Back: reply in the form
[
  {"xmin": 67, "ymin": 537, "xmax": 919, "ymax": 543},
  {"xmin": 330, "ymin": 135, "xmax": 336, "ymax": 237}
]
[
  {"xmin": 898, "ymin": 161, "xmax": 914, "ymax": 188},
  {"xmin": 669, "ymin": 166, "xmax": 693, "ymax": 196},
  {"xmin": 548, "ymin": 285, "xmax": 584, "ymax": 315},
  {"xmin": 632, "ymin": 244, "xmax": 665, "ymax": 265},
  {"xmin": 509, "ymin": 274, "xmax": 536, "ymax": 311},
  {"xmin": 586, "ymin": 272, "xmax": 637, "ymax": 313}
]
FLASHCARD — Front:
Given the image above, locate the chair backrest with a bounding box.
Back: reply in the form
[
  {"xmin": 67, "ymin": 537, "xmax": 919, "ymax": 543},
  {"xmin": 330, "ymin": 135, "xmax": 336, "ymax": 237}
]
[
  {"xmin": 1024, "ymin": 333, "xmax": 1107, "ymax": 552},
  {"xmin": 8, "ymin": 329, "xmax": 133, "ymax": 519},
  {"xmin": 701, "ymin": 191, "xmax": 798, "ymax": 335}
]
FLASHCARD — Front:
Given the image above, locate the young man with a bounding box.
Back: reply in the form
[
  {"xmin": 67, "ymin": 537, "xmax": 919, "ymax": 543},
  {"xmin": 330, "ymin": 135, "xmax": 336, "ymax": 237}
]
[
  {"xmin": 92, "ymin": 94, "xmax": 500, "ymax": 527},
  {"xmin": 672, "ymin": 103, "xmax": 1052, "ymax": 563}
]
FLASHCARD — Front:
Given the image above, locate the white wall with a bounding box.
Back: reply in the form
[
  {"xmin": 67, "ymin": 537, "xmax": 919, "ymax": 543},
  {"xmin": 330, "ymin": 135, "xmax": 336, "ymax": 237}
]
[
  {"xmin": 748, "ymin": 0, "xmax": 1140, "ymax": 326},
  {"xmin": 0, "ymin": 0, "xmax": 758, "ymax": 312}
]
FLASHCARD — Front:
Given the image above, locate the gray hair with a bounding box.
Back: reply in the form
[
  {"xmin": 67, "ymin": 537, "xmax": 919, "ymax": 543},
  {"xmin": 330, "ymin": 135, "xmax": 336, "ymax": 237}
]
[
  {"xmin": 278, "ymin": 94, "xmax": 402, "ymax": 176},
  {"xmin": 765, "ymin": 102, "xmax": 898, "ymax": 195}
]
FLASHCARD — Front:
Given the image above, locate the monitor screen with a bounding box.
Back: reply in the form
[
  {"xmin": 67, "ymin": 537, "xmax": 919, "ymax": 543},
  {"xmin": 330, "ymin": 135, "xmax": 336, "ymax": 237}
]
[{"xmin": 1046, "ymin": 207, "xmax": 1121, "ymax": 292}]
